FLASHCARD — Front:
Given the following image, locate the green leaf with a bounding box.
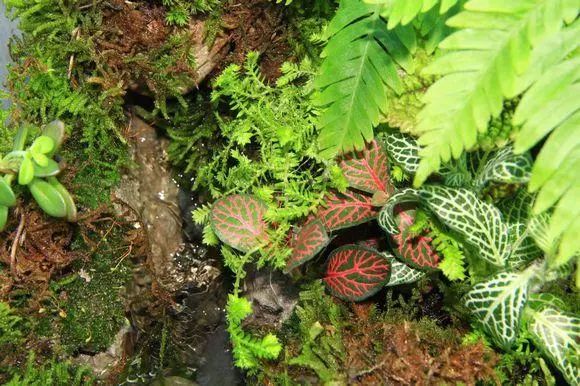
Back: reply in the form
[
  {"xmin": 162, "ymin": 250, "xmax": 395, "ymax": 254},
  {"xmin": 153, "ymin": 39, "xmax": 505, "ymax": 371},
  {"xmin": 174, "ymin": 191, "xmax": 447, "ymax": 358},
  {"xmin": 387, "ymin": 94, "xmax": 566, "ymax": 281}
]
[
  {"xmin": 0, "ymin": 205, "xmax": 8, "ymax": 232},
  {"xmin": 414, "ymin": 0, "xmax": 574, "ymax": 186},
  {"xmin": 31, "ymin": 152, "xmax": 50, "ymax": 167},
  {"xmin": 48, "ymin": 178, "xmax": 77, "ymax": 222},
  {"xmin": 528, "ymin": 307, "xmax": 580, "ymax": 385},
  {"xmin": 513, "ymin": 51, "xmax": 580, "ymax": 264},
  {"xmin": 30, "ymin": 135, "xmax": 55, "ymax": 155},
  {"xmin": 385, "ymin": 256, "xmax": 425, "ymax": 286},
  {"xmin": 465, "ymin": 269, "xmax": 536, "ymax": 349},
  {"xmin": 29, "ymin": 179, "xmax": 67, "ymax": 218},
  {"xmin": 33, "ymin": 159, "xmax": 61, "ymax": 177},
  {"xmin": 41, "ymin": 120, "xmax": 65, "ymax": 152},
  {"xmin": 315, "ymin": 0, "xmax": 414, "ymax": 158},
  {"xmin": 473, "ymin": 146, "xmax": 532, "ymax": 190},
  {"xmin": 383, "ymin": 132, "xmax": 421, "ymax": 174},
  {"xmin": 0, "ymin": 177, "xmax": 16, "ymax": 207},
  {"xmin": 418, "ymin": 185, "xmax": 510, "ymax": 267},
  {"xmin": 378, "ymin": 188, "xmax": 421, "ymax": 234},
  {"xmin": 18, "ymin": 157, "xmax": 35, "ymax": 186},
  {"xmin": 210, "ymin": 194, "xmax": 270, "ymax": 252}
]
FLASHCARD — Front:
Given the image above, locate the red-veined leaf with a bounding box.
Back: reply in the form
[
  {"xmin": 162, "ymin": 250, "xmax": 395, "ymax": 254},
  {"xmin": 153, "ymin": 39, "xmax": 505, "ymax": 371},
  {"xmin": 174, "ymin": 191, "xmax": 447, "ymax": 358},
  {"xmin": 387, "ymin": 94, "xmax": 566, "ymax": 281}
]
[
  {"xmin": 318, "ymin": 190, "xmax": 379, "ymax": 231},
  {"xmin": 285, "ymin": 219, "xmax": 330, "ymax": 273},
  {"xmin": 210, "ymin": 194, "xmax": 270, "ymax": 252},
  {"xmin": 324, "ymin": 245, "xmax": 391, "ymax": 301},
  {"xmin": 339, "ymin": 140, "xmax": 394, "ymax": 195},
  {"xmin": 391, "ymin": 209, "xmax": 440, "ymax": 270}
]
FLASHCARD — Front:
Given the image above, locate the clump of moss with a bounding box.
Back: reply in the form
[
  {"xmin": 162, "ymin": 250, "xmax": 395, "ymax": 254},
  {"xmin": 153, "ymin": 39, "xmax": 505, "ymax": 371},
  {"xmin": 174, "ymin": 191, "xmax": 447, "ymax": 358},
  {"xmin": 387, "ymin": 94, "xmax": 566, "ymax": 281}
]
[
  {"xmin": 57, "ymin": 228, "xmax": 133, "ymax": 354},
  {"xmin": 255, "ymin": 282, "xmax": 499, "ymax": 385}
]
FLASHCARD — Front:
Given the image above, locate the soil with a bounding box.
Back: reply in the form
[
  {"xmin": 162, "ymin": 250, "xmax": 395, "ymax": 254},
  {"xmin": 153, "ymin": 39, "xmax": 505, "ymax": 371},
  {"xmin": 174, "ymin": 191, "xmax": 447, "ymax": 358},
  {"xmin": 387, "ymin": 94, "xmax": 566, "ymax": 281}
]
[{"xmin": 216, "ymin": 0, "xmax": 295, "ymax": 82}]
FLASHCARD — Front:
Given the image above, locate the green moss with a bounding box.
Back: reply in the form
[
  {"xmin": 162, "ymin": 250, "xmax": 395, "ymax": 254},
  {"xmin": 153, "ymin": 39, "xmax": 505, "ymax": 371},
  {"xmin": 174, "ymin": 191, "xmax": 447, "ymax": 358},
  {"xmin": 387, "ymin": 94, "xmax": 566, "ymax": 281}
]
[{"xmin": 56, "ymin": 229, "xmax": 132, "ymax": 354}]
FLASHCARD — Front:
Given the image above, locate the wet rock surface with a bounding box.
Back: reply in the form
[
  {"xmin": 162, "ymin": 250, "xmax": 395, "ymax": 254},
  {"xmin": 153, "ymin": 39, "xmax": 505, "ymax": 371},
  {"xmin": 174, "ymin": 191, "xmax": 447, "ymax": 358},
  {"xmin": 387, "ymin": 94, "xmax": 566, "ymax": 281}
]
[{"xmin": 114, "ymin": 114, "xmax": 241, "ymax": 385}]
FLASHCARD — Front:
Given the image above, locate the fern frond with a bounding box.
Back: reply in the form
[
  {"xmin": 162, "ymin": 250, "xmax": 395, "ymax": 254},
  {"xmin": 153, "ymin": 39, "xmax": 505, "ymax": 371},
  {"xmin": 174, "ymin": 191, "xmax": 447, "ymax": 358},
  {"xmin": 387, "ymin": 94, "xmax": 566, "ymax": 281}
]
[
  {"xmin": 365, "ymin": 0, "xmax": 460, "ymax": 28},
  {"xmin": 314, "ymin": 0, "xmax": 415, "ymax": 158},
  {"xmin": 512, "ymin": 46, "xmax": 580, "ymax": 264},
  {"xmin": 226, "ymin": 295, "xmax": 282, "ymax": 369},
  {"xmin": 413, "ymin": 0, "xmax": 576, "ymax": 186}
]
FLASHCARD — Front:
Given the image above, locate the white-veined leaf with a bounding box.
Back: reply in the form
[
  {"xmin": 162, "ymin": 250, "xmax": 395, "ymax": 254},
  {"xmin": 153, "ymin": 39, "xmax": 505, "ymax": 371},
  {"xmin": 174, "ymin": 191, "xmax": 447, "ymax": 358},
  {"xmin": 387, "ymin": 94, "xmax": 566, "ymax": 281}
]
[
  {"xmin": 378, "ymin": 188, "xmax": 421, "ymax": 234},
  {"xmin": 474, "ymin": 146, "xmax": 533, "ymax": 190},
  {"xmin": 529, "ymin": 307, "xmax": 580, "ymax": 385},
  {"xmin": 383, "ymin": 132, "xmax": 421, "ymax": 173},
  {"xmin": 418, "ymin": 186, "xmax": 510, "ymax": 267},
  {"xmin": 385, "ymin": 255, "xmax": 426, "ymax": 286},
  {"xmin": 465, "ymin": 268, "xmax": 537, "ymax": 349}
]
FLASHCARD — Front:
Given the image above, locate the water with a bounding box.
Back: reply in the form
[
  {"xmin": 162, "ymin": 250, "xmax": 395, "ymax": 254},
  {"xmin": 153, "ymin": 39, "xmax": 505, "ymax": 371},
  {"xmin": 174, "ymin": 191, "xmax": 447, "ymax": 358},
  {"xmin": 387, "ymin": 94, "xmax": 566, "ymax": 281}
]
[{"xmin": 1, "ymin": 2, "xmax": 18, "ymax": 106}]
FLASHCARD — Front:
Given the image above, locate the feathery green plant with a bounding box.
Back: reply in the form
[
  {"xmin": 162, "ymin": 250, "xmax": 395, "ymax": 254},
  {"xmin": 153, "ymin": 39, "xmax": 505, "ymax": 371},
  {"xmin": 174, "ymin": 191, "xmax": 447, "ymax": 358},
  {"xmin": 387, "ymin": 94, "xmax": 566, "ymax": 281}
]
[
  {"xmin": 313, "ymin": 0, "xmax": 415, "ymax": 158},
  {"xmin": 226, "ymin": 294, "xmax": 282, "ymax": 369},
  {"xmin": 412, "ymin": 0, "xmax": 577, "ymax": 186}
]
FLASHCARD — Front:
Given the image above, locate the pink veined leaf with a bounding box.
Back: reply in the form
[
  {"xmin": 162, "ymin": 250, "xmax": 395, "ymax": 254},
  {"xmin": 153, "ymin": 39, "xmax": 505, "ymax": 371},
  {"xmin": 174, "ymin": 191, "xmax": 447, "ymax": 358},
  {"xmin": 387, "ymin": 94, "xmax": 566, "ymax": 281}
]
[
  {"xmin": 210, "ymin": 194, "xmax": 270, "ymax": 252},
  {"xmin": 318, "ymin": 190, "xmax": 380, "ymax": 231},
  {"xmin": 339, "ymin": 140, "xmax": 394, "ymax": 195},
  {"xmin": 324, "ymin": 245, "xmax": 391, "ymax": 301},
  {"xmin": 285, "ymin": 219, "xmax": 331, "ymax": 273},
  {"xmin": 391, "ymin": 209, "xmax": 440, "ymax": 271}
]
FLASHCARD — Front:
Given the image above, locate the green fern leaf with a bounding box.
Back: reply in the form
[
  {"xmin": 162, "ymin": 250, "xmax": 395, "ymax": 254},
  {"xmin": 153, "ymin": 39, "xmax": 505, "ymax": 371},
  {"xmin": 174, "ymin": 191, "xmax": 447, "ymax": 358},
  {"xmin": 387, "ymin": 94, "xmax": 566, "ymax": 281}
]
[
  {"xmin": 414, "ymin": 0, "xmax": 575, "ymax": 186},
  {"xmin": 513, "ymin": 49, "xmax": 580, "ymax": 265},
  {"xmin": 365, "ymin": 0, "xmax": 460, "ymax": 28},
  {"xmin": 315, "ymin": 0, "xmax": 415, "ymax": 158}
]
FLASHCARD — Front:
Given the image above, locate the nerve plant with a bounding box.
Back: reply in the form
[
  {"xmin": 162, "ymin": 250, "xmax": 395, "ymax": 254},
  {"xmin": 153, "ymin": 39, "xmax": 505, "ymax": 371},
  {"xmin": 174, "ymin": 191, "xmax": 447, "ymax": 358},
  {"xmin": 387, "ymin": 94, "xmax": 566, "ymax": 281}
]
[{"xmin": 0, "ymin": 120, "xmax": 77, "ymax": 231}]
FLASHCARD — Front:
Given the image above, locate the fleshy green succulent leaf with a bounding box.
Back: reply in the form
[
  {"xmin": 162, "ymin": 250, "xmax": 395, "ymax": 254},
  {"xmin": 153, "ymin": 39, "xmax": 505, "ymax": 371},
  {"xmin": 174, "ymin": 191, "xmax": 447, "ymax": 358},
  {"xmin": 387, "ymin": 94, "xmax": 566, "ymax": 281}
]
[
  {"xmin": 339, "ymin": 140, "xmax": 394, "ymax": 195},
  {"xmin": 418, "ymin": 185, "xmax": 510, "ymax": 267},
  {"xmin": 315, "ymin": 0, "xmax": 415, "ymax": 158},
  {"xmin": 31, "ymin": 152, "xmax": 50, "ymax": 167},
  {"xmin": 378, "ymin": 188, "xmax": 421, "ymax": 234},
  {"xmin": 385, "ymin": 255, "xmax": 426, "ymax": 286},
  {"xmin": 383, "ymin": 132, "xmax": 421, "ymax": 174},
  {"xmin": 30, "ymin": 135, "xmax": 55, "ymax": 155},
  {"xmin": 317, "ymin": 189, "xmax": 380, "ymax": 231},
  {"xmin": 0, "ymin": 178, "xmax": 16, "ymax": 207},
  {"xmin": 528, "ymin": 307, "xmax": 580, "ymax": 385},
  {"xmin": 474, "ymin": 146, "xmax": 533, "ymax": 190},
  {"xmin": 391, "ymin": 208, "xmax": 440, "ymax": 270},
  {"xmin": 41, "ymin": 120, "xmax": 65, "ymax": 152},
  {"xmin": 18, "ymin": 157, "xmax": 35, "ymax": 186},
  {"xmin": 465, "ymin": 268, "xmax": 537, "ymax": 349},
  {"xmin": 414, "ymin": 0, "xmax": 574, "ymax": 186},
  {"xmin": 210, "ymin": 194, "xmax": 270, "ymax": 252},
  {"xmin": 0, "ymin": 205, "xmax": 8, "ymax": 232},
  {"xmin": 324, "ymin": 245, "xmax": 391, "ymax": 301},
  {"xmin": 285, "ymin": 219, "xmax": 331, "ymax": 273},
  {"xmin": 33, "ymin": 159, "xmax": 61, "ymax": 177},
  {"xmin": 48, "ymin": 178, "xmax": 77, "ymax": 222},
  {"xmin": 29, "ymin": 179, "xmax": 67, "ymax": 218}
]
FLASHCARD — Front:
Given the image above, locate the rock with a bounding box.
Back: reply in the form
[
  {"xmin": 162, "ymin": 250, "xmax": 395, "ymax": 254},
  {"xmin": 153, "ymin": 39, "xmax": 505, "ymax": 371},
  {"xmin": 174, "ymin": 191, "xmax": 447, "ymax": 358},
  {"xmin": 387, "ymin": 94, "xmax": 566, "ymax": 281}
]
[
  {"xmin": 75, "ymin": 325, "xmax": 133, "ymax": 379},
  {"xmin": 151, "ymin": 376, "xmax": 199, "ymax": 386},
  {"xmin": 242, "ymin": 268, "xmax": 299, "ymax": 329}
]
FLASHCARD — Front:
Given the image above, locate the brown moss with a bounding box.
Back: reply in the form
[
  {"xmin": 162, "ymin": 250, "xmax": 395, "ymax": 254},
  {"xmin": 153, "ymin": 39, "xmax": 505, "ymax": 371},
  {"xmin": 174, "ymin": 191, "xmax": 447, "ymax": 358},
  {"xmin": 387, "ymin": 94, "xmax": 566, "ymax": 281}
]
[{"xmin": 345, "ymin": 304, "xmax": 499, "ymax": 386}]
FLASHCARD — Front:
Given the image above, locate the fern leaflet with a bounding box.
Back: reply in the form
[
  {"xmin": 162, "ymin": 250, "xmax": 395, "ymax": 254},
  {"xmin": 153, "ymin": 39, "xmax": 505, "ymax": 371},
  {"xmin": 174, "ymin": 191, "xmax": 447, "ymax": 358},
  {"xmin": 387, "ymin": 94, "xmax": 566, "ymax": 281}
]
[
  {"xmin": 315, "ymin": 0, "xmax": 415, "ymax": 158},
  {"xmin": 414, "ymin": 0, "xmax": 576, "ymax": 186}
]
